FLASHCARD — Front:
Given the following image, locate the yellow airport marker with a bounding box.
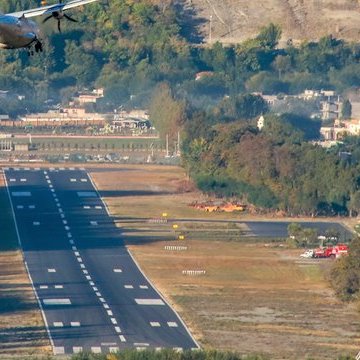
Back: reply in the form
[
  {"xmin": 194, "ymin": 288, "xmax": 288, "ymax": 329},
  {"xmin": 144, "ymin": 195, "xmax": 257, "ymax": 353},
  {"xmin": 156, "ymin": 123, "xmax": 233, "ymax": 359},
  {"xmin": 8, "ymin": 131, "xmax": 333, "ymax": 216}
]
[
  {"xmin": 178, "ymin": 235, "xmax": 185, "ymax": 240},
  {"xmin": 162, "ymin": 212, "xmax": 168, "ymax": 217},
  {"xmin": 172, "ymin": 224, "xmax": 178, "ymax": 229}
]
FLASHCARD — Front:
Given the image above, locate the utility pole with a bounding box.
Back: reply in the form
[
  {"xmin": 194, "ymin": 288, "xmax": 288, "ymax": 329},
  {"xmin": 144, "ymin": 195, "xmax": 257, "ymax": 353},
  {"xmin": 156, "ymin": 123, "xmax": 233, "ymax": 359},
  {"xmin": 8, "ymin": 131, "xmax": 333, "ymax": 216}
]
[
  {"xmin": 165, "ymin": 134, "xmax": 169, "ymax": 157},
  {"xmin": 177, "ymin": 131, "xmax": 181, "ymax": 156}
]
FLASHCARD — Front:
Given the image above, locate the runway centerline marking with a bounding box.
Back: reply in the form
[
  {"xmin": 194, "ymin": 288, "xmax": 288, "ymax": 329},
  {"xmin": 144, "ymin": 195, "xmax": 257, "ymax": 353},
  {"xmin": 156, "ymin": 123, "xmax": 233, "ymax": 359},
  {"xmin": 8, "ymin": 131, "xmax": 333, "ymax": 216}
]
[
  {"xmin": 48, "ymin": 268, "xmax": 56, "ymax": 273},
  {"xmin": 114, "ymin": 326, "xmax": 121, "ymax": 333}
]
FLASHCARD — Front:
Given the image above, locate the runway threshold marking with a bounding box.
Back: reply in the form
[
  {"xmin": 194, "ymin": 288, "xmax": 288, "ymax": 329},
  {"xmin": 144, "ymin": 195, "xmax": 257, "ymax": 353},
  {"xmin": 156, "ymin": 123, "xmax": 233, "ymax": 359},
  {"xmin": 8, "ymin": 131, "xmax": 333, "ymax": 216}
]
[
  {"xmin": 135, "ymin": 299, "xmax": 165, "ymax": 305},
  {"xmin": 77, "ymin": 191, "xmax": 97, "ymax": 197},
  {"xmin": 12, "ymin": 191, "xmax": 31, "ymax": 196},
  {"xmin": 43, "ymin": 298, "xmax": 71, "ymax": 305},
  {"xmin": 167, "ymin": 322, "xmax": 178, "ymax": 327},
  {"xmin": 54, "ymin": 347, "xmax": 65, "ymax": 354},
  {"xmin": 73, "ymin": 347, "xmax": 82, "ymax": 353}
]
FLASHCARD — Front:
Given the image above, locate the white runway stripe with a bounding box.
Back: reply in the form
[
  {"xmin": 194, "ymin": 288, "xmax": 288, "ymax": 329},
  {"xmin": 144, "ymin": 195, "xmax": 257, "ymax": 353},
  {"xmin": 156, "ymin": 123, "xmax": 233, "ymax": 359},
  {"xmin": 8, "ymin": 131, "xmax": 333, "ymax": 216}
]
[
  {"xmin": 150, "ymin": 322, "xmax": 161, "ymax": 327},
  {"xmin": 43, "ymin": 298, "xmax": 71, "ymax": 305},
  {"xmin": 54, "ymin": 347, "xmax": 65, "ymax": 354},
  {"xmin": 135, "ymin": 299, "xmax": 165, "ymax": 305}
]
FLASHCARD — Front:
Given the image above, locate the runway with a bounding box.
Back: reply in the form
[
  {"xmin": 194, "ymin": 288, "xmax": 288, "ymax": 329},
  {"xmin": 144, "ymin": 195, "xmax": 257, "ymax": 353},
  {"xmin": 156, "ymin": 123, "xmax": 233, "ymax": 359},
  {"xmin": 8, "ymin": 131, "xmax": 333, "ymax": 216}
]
[{"xmin": 4, "ymin": 167, "xmax": 199, "ymax": 355}]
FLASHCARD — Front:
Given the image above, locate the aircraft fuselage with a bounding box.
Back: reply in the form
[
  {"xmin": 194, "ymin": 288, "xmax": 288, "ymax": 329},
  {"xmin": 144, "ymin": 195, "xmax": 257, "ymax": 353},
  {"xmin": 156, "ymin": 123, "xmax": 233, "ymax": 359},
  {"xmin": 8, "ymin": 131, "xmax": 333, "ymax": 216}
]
[{"xmin": 0, "ymin": 14, "xmax": 41, "ymax": 49}]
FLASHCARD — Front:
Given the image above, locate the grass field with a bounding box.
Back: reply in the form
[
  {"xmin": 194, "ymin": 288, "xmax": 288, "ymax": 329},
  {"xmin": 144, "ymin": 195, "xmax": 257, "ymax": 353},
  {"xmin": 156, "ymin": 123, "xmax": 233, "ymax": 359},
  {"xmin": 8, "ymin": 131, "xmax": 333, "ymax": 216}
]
[
  {"xmin": 0, "ymin": 172, "xmax": 50, "ymax": 357},
  {"xmin": 91, "ymin": 164, "xmax": 360, "ymax": 360}
]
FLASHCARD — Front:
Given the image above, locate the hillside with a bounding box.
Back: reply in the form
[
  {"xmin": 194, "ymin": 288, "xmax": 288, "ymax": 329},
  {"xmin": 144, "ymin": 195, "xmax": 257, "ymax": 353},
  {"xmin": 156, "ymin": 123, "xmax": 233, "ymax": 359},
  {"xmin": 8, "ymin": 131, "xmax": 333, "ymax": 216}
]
[{"xmin": 178, "ymin": 0, "xmax": 360, "ymax": 44}]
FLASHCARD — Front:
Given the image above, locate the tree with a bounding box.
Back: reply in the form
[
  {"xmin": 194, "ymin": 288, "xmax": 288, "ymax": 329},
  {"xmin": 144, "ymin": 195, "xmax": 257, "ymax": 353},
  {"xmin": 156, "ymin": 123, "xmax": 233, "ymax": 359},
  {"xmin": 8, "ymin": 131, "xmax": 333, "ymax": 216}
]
[
  {"xmin": 148, "ymin": 83, "xmax": 186, "ymax": 141},
  {"xmin": 256, "ymin": 23, "xmax": 282, "ymax": 49},
  {"xmin": 330, "ymin": 236, "xmax": 360, "ymax": 301},
  {"xmin": 349, "ymin": 191, "xmax": 360, "ymax": 217},
  {"xmin": 272, "ymin": 55, "xmax": 292, "ymax": 79},
  {"xmin": 341, "ymin": 99, "xmax": 352, "ymax": 120},
  {"xmin": 218, "ymin": 94, "xmax": 268, "ymax": 120}
]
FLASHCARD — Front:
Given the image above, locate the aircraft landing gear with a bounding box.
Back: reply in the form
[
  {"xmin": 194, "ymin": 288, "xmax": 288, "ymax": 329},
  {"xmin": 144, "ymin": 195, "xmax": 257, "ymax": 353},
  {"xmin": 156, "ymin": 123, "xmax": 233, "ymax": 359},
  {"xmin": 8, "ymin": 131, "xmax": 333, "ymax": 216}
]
[
  {"xmin": 34, "ymin": 40, "xmax": 43, "ymax": 53},
  {"xmin": 27, "ymin": 39, "xmax": 43, "ymax": 56}
]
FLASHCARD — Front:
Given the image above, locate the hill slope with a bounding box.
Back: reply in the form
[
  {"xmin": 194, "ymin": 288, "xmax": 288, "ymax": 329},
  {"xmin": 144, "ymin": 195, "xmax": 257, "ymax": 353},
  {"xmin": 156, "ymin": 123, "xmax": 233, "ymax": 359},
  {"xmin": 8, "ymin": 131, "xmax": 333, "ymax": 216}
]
[{"xmin": 178, "ymin": 0, "xmax": 360, "ymax": 44}]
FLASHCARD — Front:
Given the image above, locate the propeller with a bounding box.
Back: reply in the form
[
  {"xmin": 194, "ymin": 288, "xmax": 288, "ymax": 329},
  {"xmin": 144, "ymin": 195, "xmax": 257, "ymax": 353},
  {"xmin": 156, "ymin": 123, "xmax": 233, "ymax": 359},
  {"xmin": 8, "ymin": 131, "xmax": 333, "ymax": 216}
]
[{"xmin": 42, "ymin": 0, "xmax": 78, "ymax": 33}]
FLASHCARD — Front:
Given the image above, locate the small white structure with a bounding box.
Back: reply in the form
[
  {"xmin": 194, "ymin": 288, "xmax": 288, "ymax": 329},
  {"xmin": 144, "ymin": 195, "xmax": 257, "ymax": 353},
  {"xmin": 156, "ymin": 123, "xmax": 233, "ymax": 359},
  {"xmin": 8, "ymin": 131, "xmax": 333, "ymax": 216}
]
[{"xmin": 257, "ymin": 115, "xmax": 265, "ymax": 130}]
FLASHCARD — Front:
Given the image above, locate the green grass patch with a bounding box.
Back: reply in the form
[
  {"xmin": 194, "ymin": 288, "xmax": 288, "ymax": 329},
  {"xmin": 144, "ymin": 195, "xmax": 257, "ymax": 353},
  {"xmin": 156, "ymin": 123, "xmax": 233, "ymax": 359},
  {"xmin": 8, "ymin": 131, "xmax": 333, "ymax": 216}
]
[{"xmin": 0, "ymin": 185, "xmax": 19, "ymax": 251}]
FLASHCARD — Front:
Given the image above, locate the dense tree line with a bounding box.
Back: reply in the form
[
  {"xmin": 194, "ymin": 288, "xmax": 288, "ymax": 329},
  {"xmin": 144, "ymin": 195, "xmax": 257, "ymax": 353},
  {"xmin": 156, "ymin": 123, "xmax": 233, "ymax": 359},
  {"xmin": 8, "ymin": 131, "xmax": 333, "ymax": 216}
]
[
  {"xmin": 182, "ymin": 113, "xmax": 360, "ymax": 216},
  {"xmin": 0, "ymin": 1, "xmax": 360, "ymax": 117}
]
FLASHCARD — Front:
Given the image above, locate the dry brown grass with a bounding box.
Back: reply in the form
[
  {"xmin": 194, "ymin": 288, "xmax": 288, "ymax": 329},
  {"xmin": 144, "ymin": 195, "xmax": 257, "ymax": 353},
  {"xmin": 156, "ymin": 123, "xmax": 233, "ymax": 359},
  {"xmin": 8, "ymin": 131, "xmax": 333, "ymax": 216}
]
[
  {"xmin": 0, "ymin": 251, "xmax": 51, "ymax": 356},
  {"xmin": 0, "ymin": 170, "xmax": 50, "ymax": 357},
  {"xmin": 91, "ymin": 164, "xmax": 360, "ymax": 359}
]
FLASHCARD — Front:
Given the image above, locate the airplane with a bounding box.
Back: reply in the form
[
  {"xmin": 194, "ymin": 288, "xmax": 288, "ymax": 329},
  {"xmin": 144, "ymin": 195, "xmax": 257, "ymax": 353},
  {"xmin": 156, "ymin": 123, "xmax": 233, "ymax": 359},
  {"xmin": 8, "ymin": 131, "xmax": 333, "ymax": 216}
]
[{"xmin": 0, "ymin": 0, "xmax": 99, "ymax": 55}]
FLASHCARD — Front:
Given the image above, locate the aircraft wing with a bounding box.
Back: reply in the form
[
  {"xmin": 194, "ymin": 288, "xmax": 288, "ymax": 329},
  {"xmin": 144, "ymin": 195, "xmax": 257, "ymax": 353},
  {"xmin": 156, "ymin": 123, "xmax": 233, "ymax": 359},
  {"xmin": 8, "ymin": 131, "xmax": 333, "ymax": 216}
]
[{"xmin": 7, "ymin": 0, "xmax": 99, "ymax": 19}]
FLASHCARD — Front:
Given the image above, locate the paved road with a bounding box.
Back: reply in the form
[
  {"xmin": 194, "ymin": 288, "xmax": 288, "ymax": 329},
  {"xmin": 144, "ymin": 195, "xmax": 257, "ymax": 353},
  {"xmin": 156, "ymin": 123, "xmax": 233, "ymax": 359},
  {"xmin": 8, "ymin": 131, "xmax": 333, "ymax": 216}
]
[
  {"xmin": 4, "ymin": 167, "xmax": 198, "ymax": 355},
  {"xmin": 171, "ymin": 219, "xmax": 352, "ymax": 240}
]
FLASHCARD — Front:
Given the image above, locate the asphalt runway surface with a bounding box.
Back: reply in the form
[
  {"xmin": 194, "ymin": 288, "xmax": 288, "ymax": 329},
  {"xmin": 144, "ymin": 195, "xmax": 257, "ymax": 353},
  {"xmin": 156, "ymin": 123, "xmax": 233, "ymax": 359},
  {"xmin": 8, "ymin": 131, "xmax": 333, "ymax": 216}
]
[{"xmin": 4, "ymin": 167, "xmax": 199, "ymax": 355}]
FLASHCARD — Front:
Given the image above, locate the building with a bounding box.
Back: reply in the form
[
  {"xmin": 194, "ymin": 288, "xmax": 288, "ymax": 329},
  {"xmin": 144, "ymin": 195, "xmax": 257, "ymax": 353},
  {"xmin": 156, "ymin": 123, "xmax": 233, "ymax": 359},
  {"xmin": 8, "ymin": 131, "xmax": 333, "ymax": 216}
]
[
  {"xmin": 19, "ymin": 108, "xmax": 107, "ymax": 126},
  {"xmin": 320, "ymin": 119, "xmax": 360, "ymax": 140},
  {"xmin": 69, "ymin": 88, "xmax": 104, "ymax": 106}
]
